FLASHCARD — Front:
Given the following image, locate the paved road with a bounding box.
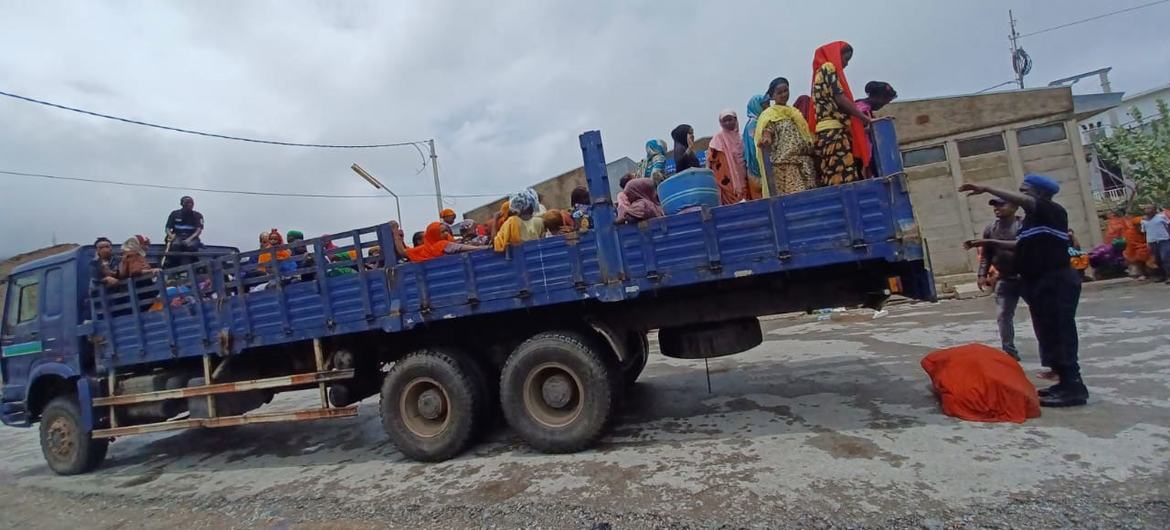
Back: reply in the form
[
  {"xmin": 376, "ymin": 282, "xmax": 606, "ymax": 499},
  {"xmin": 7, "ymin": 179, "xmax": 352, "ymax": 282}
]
[{"xmin": 1, "ymin": 281, "xmax": 1167, "ymax": 529}]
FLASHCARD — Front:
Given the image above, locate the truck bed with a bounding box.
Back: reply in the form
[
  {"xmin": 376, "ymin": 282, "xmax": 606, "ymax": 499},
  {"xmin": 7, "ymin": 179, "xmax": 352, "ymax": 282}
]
[{"xmin": 90, "ymin": 172, "xmax": 933, "ymax": 370}]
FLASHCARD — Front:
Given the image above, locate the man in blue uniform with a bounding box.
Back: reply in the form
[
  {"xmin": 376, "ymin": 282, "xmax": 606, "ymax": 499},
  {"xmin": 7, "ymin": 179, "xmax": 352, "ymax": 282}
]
[
  {"xmin": 165, "ymin": 196, "xmax": 204, "ymax": 267},
  {"xmin": 960, "ymin": 174, "xmax": 1088, "ymax": 407}
]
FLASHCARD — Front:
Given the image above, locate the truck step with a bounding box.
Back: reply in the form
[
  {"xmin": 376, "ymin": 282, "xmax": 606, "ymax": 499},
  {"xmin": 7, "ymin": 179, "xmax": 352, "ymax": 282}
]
[
  {"xmin": 91, "ymin": 405, "xmax": 358, "ymax": 438},
  {"xmin": 93, "ymin": 369, "xmax": 354, "ymax": 407}
]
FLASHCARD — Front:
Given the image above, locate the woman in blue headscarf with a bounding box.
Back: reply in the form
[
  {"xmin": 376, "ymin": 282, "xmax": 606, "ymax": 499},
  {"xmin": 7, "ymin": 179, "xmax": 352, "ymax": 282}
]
[
  {"xmin": 742, "ymin": 94, "xmax": 769, "ymax": 200},
  {"xmin": 640, "ymin": 139, "xmax": 669, "ymax": 184}
]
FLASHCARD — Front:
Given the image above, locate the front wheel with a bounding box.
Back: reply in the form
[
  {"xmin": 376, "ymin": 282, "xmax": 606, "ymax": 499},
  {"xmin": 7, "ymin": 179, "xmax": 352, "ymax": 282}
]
[
  {"xmin": 39, "ymin": 395, "xmax": 109, "ymax": 475},
  {"xmin": 501, "ymin": 331, "xmax": 616, "ymax": 453}
]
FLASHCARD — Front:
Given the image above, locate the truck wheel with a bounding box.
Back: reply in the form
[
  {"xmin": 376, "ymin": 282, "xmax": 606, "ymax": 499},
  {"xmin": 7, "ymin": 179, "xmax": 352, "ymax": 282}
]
[
  {"xmin": 501, "ymin": 331, "xmax": 615, "ymax": 453},
  {"xmin": 39, "ymin": 395, "xmax": 109, "ymax": 475},
  {"xmin": 380, "ymin": 350, "xmax": 478, "ymax": 461},
  {"xmin": 620, "ymin": 331, "xmax": 650, "ymax": 387}
]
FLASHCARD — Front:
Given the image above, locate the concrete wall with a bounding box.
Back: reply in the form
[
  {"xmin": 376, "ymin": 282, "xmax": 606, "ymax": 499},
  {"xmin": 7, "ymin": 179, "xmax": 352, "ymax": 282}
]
[{"xmin": 888, "ymin": 87, "xmax": 1102, "ymax": 277}]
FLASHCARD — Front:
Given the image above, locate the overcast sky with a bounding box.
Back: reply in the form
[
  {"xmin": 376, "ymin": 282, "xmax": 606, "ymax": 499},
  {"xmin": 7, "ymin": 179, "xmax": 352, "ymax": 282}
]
[{"xmin": 1, "ymin": 0, "xmax": 1167, "ymax": 258}]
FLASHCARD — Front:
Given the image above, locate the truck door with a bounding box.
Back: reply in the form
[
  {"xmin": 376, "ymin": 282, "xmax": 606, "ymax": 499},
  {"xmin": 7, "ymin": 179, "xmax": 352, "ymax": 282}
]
[{"xmin": 1, "ymin": 271, "xmax": 45, "ymax": 386}]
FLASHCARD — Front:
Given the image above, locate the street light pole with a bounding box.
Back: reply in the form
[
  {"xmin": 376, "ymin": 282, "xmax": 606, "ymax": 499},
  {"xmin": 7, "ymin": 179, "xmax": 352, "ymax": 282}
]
[
  {"xmin": 351, "ymin": 163, "xmax": 402, "ymax": 224},
  {"xmin": 428, "ymin": 139, "xmax": 444, "ymax": 214}
]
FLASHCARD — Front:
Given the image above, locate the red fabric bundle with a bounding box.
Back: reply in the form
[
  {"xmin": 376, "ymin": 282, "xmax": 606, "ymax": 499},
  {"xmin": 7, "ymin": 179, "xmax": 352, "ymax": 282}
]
[{"xmin": 921, "ymin": 343, "xmax": 1040, "ymax": 423}]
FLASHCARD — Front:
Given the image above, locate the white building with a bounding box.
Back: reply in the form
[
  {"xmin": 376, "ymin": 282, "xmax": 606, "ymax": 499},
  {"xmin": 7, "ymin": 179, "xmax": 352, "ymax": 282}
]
[{"xmin": 1077, "ymin": 83, "xmax": 1170, "ymax": 201}]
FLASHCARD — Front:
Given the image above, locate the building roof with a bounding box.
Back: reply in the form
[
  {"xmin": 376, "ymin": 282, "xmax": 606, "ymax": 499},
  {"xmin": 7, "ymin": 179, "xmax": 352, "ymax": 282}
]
[
  {"xmin": 1121, "ymin": 82, "xmax": 1170, "ymax": 102},
  {"xmin": 1072, "ymin": 92, "xmax": 1125, "ymax": 121}
]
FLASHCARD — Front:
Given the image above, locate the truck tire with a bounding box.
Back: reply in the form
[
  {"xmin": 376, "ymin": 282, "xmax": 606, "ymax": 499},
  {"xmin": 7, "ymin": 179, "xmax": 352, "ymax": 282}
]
[
  {"xmin": 39, "ymin": 395, "xmax": 109, "ymax": 475},
  {"xmin": 380, "ymin": 350, "xmax": 478, "ymax": 462},
  {"xmin": 500, "ymin": 331, "xmax": 616, "ymax": 454},
  {"xmin": 620, "ymin": 331, "xmax": 650, "ymax": 387}
]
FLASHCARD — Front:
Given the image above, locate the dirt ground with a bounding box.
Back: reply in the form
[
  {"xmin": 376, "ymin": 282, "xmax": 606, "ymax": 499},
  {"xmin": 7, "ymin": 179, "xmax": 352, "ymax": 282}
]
[{"xmin": 1, "ymin": 280, "xmax": 1167, "ymax": 529}]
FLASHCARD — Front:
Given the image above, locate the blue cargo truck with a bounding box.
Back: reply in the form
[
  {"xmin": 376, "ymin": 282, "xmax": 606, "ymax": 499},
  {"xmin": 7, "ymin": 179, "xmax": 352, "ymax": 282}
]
[{"xmin": 1, "ymin": 125, "xmax": 934, "ymax": 474}]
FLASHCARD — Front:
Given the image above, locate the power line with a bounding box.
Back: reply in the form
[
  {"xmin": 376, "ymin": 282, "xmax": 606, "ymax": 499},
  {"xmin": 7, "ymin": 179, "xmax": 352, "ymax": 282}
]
[
  {"xmin": 0, "ymin": 169, "xmax": 505, "ymax": 199},
  {"xmin": 0, "ymin": 88, "xmax": 427, "ymax": 150},
  {"xmin": 1019, "ymin": 0, "xmax": 1170, "ymax": 38}
]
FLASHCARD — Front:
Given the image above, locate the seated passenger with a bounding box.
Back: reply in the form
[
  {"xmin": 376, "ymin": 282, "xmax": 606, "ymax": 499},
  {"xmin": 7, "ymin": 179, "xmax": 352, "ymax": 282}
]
[
  {"xmin": 494, "ymin": 190, "xmax": 547, "ymax": 251},
  {"xmin": 457, "ymin": 220, "xmax": 490, "ymax": 245},
  {"xmin": 615, "ymin": 178, "xmax": 664, "ymax": 224},
  {"xmin": 542, "ymin": 209, "xmax": 575, "ymax": 235},
  {"xmin": 366, "ymin": 246, "xmax": 383, "ymax": 270},
  {"xmin": 394, "ymin": 222, "xmax": 486, "ymax": 262},
  {"xmin": 257, "ymin": 229, "xmax": 293, "ymax": 274},
  {"xmin": 412, "ymin": 231, "xmax": 425, "ymax": 247},
  {"xmin": 286, "ymin": 230, "xmax": 316, "ymax": 281},
  {"xmin": 117, "ymin": 235, "xmax": 158, "ymax": 279},
  {"xmin": 440, "ymin": 208, "xmax": 457, "ymax": 227},
  {"xmin": 570, "ymin": 186, "xmax": 591, "ymax": 231}
]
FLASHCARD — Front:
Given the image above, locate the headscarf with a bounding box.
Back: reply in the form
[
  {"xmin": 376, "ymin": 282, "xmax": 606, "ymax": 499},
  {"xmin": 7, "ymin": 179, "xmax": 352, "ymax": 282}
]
[
  {"xmin": 793, "ymin": 95, "xmax": 811, "ymax": 117},
  {"xmin": 122, "ymin": 235, "xmax": 149, "ymax": 257},
  {"xmin": 440, "ymin": 208, "xmax": 457, "ymax": 220},
  {"xmin": 1023, "ymin": 174, "xmax": 1060, "ymax": 197},
  {"xmin": 406, "ymin": 222, "xmax": 451, "ymax": 262},
  {"xmin": 616, "ymin": 178, "xmax": 664, "ymax": 222},
  {"xmin": 286, "ymin": 230, "xmax": 304, "ymax": 242},
  {"xmin": 258, "ymin": 229, "xmax": 291, "ymax": 266},
  {"xmin": 495, "ymin": 199, "xmax": 511, "ymax": 230},
  {"xmin": 642, "ymin": 139, "xmax": 668, "ymax": 179},
  {"xmin": 259, "ymin": 231, "xmax": 270, "ymax": 248},
  {"xmin": 509, "ymin": 188, "xmax": 539, "ymax": 216},
  {"xmin": 743, "ymin": 95, "xmax": 768, "ymax": 178},
  {"xmin": 808, "ymin": 41, "xmax": 871, "ymax": 169},
  {"xmin": 456, "ymin": 219, "xmax": 478, "ymax": 238}
]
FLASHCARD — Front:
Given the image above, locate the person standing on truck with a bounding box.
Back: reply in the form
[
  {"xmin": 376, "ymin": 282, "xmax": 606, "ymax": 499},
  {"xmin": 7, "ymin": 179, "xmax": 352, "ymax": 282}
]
[
  {"xmin": 742, "ymin": 94, "xmax": 769, "ymax": 200},
  {"xmin": 671, "ymin": 124, "xmax": 702, "ymax": 174},
  {"xmin": 640, "ymin": 139, "xmax": 669, "ymax": 185},
  {"xmin": 807, "ymin": 41, "xmax": 872, "ymax": 187},
  {"xmin": 960, "ymin": 175, "xmax": 1088, "ymax": 408},
  {"xmin": 90, "ymin": 237, "xmax": 120, "ymax": 288},
  {"xmin": 707, "ymin": 109, "xmax": 748, "ymax": 205},
  {"xmin": 854, "ymin": 81, "xmax": 898, "ymax": 119},
  {"xmin": 973, "ymin": 198, "xmax": 1023, "ymax": 361},
  {"xmin": 165, "ymin": 196, "xmax": 204, "ymax": 268},
  {"xmin": 755, "ymin": 77, "xmax": 815, "ymax": 197}
]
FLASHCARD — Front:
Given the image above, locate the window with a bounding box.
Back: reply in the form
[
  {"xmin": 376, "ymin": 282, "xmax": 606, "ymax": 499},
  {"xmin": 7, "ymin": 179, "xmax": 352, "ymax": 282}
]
[
  {"xmin": 1017, "ymin": 123, "xmax": 1067, "ymax": 147},
  {"xmin": 4, "ymin": 276, "xmax": 40, "ymax": 330},
  {"xmin": 902, "ymin": 145, "xmax": 947, "ymax": 168},
  {"xmin": 957, "ymin": 134, "xmax": 1005, "ymax": 157},
  {"xmin": 44, "ymin": 268, "xmax": 62, "ymax": 316}
]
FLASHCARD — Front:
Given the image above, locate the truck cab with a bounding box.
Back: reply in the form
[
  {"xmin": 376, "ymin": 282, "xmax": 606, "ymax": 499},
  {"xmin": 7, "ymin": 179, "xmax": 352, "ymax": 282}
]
[{"xmin": 1, "ymin": 244, "xmax": 237, "ymax": 473}]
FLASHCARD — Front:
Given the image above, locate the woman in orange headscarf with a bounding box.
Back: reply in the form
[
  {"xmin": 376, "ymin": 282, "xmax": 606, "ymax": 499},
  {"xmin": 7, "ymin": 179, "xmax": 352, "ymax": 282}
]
[
  {"xmin": 397, "ymin": 222, "xmax": 486, "ymax": 263},
  {"xmin": 807, "ymin": 41, "xmax": 872, "ymax": 187},
  {"xmin": 1122, "ymin": 214, "xmax": 1154, "ymax": 278}
]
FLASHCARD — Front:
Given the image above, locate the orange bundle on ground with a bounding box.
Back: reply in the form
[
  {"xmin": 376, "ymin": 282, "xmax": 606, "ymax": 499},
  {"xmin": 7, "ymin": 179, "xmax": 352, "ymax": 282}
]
[{"xmin": 920, "ymin": 343, "xmax": 1040, "ymax": 423}]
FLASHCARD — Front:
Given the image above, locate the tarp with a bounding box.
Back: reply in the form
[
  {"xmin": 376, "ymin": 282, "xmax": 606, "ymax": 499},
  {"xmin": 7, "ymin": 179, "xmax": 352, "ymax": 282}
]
[{"xmin": 921, "ymin": 343, "xmax": 1040, "ymax": 423}]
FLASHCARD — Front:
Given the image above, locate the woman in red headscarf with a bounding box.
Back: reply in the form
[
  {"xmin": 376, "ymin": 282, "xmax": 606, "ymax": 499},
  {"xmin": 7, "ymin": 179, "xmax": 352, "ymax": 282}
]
[
  {"xmin": 807, "ymin": 41, "xmax": 872, "ymax": 187},
  {"xmin": 395, "ymin": 222, "xmax": 487, "ymax": 263}
]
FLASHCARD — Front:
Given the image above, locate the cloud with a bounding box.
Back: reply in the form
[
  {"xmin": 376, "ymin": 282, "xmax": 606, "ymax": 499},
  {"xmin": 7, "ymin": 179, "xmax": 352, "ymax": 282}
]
[{"xmin": 0, "ymin": 0, "xmax": 1166, "ymax": 258}]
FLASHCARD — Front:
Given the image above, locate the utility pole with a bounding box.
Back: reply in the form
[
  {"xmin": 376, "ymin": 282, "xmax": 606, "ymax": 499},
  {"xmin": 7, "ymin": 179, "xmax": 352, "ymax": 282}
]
[
  {"xmin": 1009, "ymin": 10, "xmax": 1025, "ymax": 89},
  {"xmin": 428, "ymin": 139, "xmax": 443, "ymax": 215}
]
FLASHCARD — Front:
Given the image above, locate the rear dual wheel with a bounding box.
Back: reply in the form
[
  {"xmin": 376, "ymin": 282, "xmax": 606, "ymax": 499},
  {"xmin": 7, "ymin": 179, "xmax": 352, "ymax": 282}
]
[
  {"xmin": 500, "ymin": 331, "xmax": 617, "ymax": 453},
  {"xmin": 380, "ymin": 349, "xmax": 492, "ymax": 461}
]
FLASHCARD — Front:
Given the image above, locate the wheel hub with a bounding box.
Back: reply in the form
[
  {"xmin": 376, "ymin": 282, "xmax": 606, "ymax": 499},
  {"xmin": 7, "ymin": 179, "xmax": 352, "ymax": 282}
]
[
  {"xmin": 416, "ymin": 388, "xmax": 445, "ymax": 420},
  {"xmin": 399, "ymin": 377, "xmax": 451, "ymax": 439},
  {"xmin": 47, "ymin": 418, "xmax": 74, "ymax": 459},
  {"xmin": 541, "ymin": 374, "xmax": 573, "ymax": 408},
  {"xmin": 522, "ymin": 362, "xmax": 585, "ymax": 428}
]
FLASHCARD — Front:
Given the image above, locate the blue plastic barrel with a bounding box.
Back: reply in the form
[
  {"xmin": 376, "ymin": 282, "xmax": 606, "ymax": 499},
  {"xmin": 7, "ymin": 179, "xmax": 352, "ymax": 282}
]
[
  {"xmin": 870, "ymin": 117, "xmax": 903, "ymax": 178},
  {"xmin": 657, "ymin": 168, "xmax": 719, "ymax": 215}
]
